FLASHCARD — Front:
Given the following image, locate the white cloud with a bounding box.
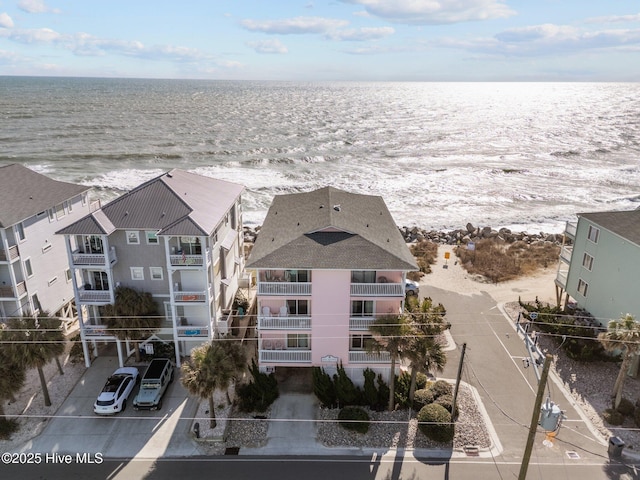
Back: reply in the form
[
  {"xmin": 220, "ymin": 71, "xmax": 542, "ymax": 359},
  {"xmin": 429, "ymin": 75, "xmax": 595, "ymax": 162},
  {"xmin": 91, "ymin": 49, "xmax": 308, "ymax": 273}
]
[
  {"xmin": 0, "ymin": 12, "xmax": 14, "ymax": 28},
  {"xmin": 341, "ymin": 0, "xmax": 515, "ymax": 25},
  {"xmin": 326, "ymin": 26, "xmax": 394, "ymax": 41},
  {"xmin": 0, "ymin": 27, "xmax": 63, "ymax": 43},
  {"xmin": 240, "ymin": 16, "xmax": 348, "ymax": 34},
  {"xmin": 438, "ymin": 23, "xmax": 640, "ymax": 56},
  {"xmin": 585, "ymin": 13, "xmax": 640, "ymax": 24},
  {"xmin": 18, "ymin": 0, "xmax": 60, "ymax": 14},
  {"xmin": 247, "ymin": 39, "xmax": 288, "ymax": 54}
]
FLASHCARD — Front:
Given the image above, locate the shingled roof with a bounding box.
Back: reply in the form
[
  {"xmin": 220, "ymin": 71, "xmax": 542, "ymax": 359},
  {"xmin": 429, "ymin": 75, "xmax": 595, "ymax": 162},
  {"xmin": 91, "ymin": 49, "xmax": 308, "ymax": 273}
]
[
  {"xmin": 0, "ymin": 164, "xmax": 90, "ymax": 228},
  {"xmin": 57, "ymin": 169, "xmax": 244, "ymax": 236},
  {"xmin": 579, "ymin": 209, "xmax": 640, "ymax": 246},
  {"xmin": 246, "ymin": 186, "xmax": 418, "ymax": 270}
]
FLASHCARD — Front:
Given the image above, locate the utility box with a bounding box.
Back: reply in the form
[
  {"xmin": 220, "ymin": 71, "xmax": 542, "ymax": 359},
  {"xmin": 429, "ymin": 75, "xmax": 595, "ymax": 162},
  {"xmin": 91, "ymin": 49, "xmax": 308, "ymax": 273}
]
[
  {"xmin": 608, "ymin": 436, "xmax": 625, "ymax": 458},
  {"xmin": 539, "ymin": 398, "xmax": 563, "ymax": 432}
]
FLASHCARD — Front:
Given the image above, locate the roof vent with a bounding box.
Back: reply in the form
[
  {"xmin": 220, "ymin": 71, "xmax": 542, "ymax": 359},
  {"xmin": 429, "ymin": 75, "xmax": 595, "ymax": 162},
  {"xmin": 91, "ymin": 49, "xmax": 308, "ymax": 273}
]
[
  {"xmin": 333, "ymin": 205, "xmax": 341, "ymax": 212},
  {"xmin": 166, "ymin": 172, "xmax": 173, "ymax": 178},
  {"xmin": 124, "ymin": 211, "xmax": 129, "ymax": 216},
  {"xmin": 319, "ymin": 205, "xmax": 324, "ymax": 209}
]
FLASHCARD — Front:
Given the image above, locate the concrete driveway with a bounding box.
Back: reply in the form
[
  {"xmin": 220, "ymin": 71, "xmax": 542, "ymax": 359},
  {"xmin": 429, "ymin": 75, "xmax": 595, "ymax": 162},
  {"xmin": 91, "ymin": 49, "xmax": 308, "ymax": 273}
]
[{"xmin": 16, "ymin": 356, "xmax": 200, "ymax": 459}]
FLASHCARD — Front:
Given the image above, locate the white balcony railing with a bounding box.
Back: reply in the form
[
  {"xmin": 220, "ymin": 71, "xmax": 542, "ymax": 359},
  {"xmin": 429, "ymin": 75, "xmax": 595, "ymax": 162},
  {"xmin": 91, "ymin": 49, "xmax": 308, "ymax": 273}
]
[
  {"xmin": 84, "ymin": 324, "xmax": 109, "ymax": 336},
  {"xmin": 78, "ymin": 288, "xmax": 112, "ymax": 303},
  {"xmin": 565, "ymin": 221, "xmax": 577, "ymax": 239},
  {"xmin": 259, "ymin": 316, "xmax": 311, "ymax": 330},
  {"xmin": 72, "ymin": 246, "xmax": 117, "ymax": 266},
  {"xmin": 348, "ymin": 351, "xmax": 391, "ymax": 363},
  {"xmin": 0, "ymin": 244, "xmax": 19, "ymax": 262},
  {"xmin": 349, "ymin": 316, "xmax": 378, "ymax": 330},
  {"xmin": 350, "ymin": 283, "xmax": 404, "ymax": 296},
  {"xmin": 555, "ymin": 270, "xmax": 568, "ymax": 288},
  {"xmin": 169, "ymin": 253, "xmax": 207, "ymax": 267},
  {"xmin": 559, "ymin": 246, "xmax": 573, "ymax": 263},
  {"xmin": 173, "ymin": 291, "xmax": 206, "ymax": 302},
  {"xmin": 258, "ymin": 282, "xmax": 311, "ymax": 296},
  {"xmin": 259, "ymin": 350, "xmax": 312, "ymax": 363}
]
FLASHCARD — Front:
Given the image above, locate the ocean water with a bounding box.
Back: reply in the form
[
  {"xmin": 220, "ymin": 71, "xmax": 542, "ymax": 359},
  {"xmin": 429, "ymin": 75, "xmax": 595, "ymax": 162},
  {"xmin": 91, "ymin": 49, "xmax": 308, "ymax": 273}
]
[{"xmin": 1, "ymin": 76, "xmax": 639, "ymax": 233}]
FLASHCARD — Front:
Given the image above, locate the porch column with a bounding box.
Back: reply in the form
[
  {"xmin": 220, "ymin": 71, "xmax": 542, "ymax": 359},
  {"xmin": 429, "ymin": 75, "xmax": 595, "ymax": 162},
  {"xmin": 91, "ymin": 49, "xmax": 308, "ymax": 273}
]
[{"xmin": 116, "ymin": 338, "xmax": 124, "ymax": 367}]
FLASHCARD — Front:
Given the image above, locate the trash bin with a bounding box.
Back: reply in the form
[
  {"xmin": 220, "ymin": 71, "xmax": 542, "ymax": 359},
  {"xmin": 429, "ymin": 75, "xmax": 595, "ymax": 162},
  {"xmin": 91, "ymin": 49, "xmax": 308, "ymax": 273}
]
[
  {"xmin": 608, "ymin": 436, "xmax": 625, "ymax": 458},
  {"xmin": 193, "ymin": 422, "xmax": 200, "ymax": 439}
]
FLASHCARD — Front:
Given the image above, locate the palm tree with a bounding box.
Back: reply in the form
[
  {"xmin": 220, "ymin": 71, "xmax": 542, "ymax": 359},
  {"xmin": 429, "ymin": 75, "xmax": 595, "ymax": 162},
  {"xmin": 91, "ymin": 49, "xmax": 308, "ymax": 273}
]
[
  {"xmin": 598, "ymin": 313, "xmax": 640, "ymax": 409},
  {"xmin": 181, "ymin": 338, "xmax": 246, "ymax": 428},
  {"xmin": 368, "ymin": 314, "xmax": 412, "ymax": 411},
  {"xmin": 102, "ymin": 286, "xmax": 161, "ymax": 362},
  {"xmin": 2, "ymin": 314, "xmax": 65, "ymax": 407},
  {"xmin": 0, "ymin": 337, "xmax": 26, "ymax": 435},
  {"xmin": 406, "ymin": 297, "xmax": 449, "ymax": 404}
]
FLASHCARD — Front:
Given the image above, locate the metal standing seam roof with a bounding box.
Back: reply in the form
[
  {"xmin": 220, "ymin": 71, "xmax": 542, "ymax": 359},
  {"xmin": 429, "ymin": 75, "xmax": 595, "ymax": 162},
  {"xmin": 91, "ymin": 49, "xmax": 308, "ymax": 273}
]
[
  {"xmin": 246, "ymin": 186, "xmax": 418, "ymax": 270},
  {"xmin": 0, "ymin": 163, "xmax": 90, "ymax": 228},
  {"xmin": 57, "ymin": 169, "xmax": 244, "ymax": 236},
  {"xmin": 579, "ymin": 209, "xmax": 640, "ymax": 246}
]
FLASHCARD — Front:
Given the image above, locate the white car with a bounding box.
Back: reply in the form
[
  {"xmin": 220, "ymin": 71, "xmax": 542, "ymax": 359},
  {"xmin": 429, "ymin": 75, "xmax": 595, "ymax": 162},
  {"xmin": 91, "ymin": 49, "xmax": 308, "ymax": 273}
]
[
  {"xmin": 94, "ymin": 367, "xmax": 139, "ymax": 415},
  {"xmin": 406, "ymin": 280, "xmax": 420, "ymax": 296}
]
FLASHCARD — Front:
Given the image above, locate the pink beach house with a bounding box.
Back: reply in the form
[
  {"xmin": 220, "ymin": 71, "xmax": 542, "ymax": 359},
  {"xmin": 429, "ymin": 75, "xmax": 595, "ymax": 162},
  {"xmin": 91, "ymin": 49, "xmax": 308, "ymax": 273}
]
[{"xmin": 246, "ymin": 186, "xmax": 418, "ymax": 380}]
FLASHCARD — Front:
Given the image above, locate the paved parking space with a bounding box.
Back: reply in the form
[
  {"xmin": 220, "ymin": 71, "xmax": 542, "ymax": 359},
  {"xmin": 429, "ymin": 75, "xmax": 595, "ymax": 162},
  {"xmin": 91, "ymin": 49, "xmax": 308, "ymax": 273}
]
[{"xmin": 15, "ymin": 356, "xmax": 200, "ymax": 459}]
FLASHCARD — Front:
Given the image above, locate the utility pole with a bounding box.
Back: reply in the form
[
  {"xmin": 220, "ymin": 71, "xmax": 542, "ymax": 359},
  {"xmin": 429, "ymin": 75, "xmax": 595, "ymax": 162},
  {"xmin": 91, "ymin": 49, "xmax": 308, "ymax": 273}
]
[
  {"xmin": 451, "ymin": 342, "xmax": 466, "ymax": 420},
  {"xmin": 518, "ymin": 354, "xmax": 552, "ymax": 480}
]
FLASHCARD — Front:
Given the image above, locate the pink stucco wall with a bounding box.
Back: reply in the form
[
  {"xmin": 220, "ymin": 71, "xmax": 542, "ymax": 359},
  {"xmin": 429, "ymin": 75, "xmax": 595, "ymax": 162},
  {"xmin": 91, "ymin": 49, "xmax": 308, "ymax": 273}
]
[{"xmin": 311, "ymin": 269, "xmax": 351, "ymax": 365}]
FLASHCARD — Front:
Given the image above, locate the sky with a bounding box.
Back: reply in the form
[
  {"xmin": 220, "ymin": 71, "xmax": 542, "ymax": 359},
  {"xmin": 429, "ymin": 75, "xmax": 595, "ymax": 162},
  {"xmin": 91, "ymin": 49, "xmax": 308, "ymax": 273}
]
[{"xmin": 0, "ymin": 0, "xmax": 639, "ymax": 81}]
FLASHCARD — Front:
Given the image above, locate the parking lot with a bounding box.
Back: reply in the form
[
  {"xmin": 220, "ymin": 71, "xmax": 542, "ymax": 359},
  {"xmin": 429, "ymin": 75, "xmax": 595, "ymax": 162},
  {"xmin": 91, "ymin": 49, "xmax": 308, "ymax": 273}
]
[{"xmin": 16, "ymin": 356, "xmax": 201, "ymax": 458}]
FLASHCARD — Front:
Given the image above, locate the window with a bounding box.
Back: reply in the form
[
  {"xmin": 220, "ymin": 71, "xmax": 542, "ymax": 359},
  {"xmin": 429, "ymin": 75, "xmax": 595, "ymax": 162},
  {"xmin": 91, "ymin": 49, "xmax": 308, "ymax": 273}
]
[
  {"xmin": 577, "ymin": 279, "xmax": 589, "ymax": 297},
  {"xmin": 150, "ymin": 267, "xmax": 163, "ymax": 280},
  {"xmin": 350, "ymin": 334, "xmax": 374, "ymax": 350},
  {"xmin": 31, "ymin": 294, "xmax": 41, "ymax": 313},
  {"xmin": 351, "ymin": 270, "xmax": 376, "ymax": 283},
  {"xmin": 65, "ymin": 268, "xmax": 72, "ymax": 283},
  {"xmin": 24, "ymin": 258, "xmax": 33, "ymax": 277},
  {"xmin": 55, "ymin": 203, "xmax": 65, "ymax": 219},
  {"xmin": 287, "ymin": 334, "xmax": 309, "ymax": 349},
  {"xmin": 587, "ymin": 225, "xmax": 599, "ymax": 243},
  {"xmin": 286, "ymin": 300, "xmax": 309, "ymax": 315},
  {"xmin": 146, "ymin": 231, "xmax": 159, "ymax": 245},
  {"xmin": 16, "ymin": 223, "xmax": 25, "ymax": 242},
  {"xmin": 48, "ymin": 276, "xmax": 58, "ymax": 286},
  {"xmin": 582, "ymin": 253, "xmax": 594, "ymax": 271},
  {"xmin": 351, "ymin": 300, "xmax": 374, "ymax": 316},
  {"xmin": 285, "ymin": 270, "xmax": 310, "ymax": 282},
  {"xmin": 130, "ymin": 267, "xmax": 144, "ymax": 281},
  {"xmin": 126, "ymin": 231, "xmax": 140, "ymax": 245}
]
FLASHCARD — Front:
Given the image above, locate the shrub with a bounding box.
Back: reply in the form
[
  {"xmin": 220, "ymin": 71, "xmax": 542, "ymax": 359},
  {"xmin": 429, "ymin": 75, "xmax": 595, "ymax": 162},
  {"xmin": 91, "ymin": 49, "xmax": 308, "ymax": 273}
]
[
  {"xmin": 417, "ymin": 403, "xmax": 454, "ymax": 442},
  {"xmin": 237, "ymin": 359, "xmax": 279, "ymax": 413},
  {"xmin": 362, "ymin": 368, "xmax": 379, "ymax": 409},
  {"xmin": 603, "ymin": 408, "xmax": 625, "ymax": 426},
  {"xmin": 313, "ymin": 367, "xmax": 336, "ymax": 408},
  {"xmin": 430, "ymin": 380, "xmax": 453, "ymax": 399},
  {"xmin": 616, "ymin": 398, "xmax": 635, "ymax": 417},
  {"xmin": 338, "ymin": 406, "xmax": 370, "ymax": 434},
  {"xmin": 413, "ymin": 388, "xmax": 435, "ymax": 411},
  {"xmin": 333, "ymin": 362, "xmax": 359, "ymax": 407},
  {"xmin": 376, "ymin": 374, "xmax": 390, "ymax": 411},
  {"xmin": 434, "ymin": 394, "xmax": 457, "ymax": 415},
  {"xmin": 410, "ymin": 240, "xmax": 438, "ymax": 275},
  {"xmin": 634, "ymin": 406, "xmax": 640, "ymax": 428},
  {"xmin": 0, "ymin": 418, "xmax": 19, "ymax": 440},
  {"xmin": 394, "ymin": 371, "xmax": 412, "ymax": 408},
  {"xmin": 69, "ymin": 332, "xmax": 92, "ymax": 364}
]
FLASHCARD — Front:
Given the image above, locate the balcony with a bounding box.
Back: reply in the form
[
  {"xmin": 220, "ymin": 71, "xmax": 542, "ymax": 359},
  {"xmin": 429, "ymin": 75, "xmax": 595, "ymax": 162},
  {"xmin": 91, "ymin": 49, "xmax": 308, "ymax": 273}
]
[
  {"xmin": 173, "ymin": 290, "xmax": 207, "ymax": 302},
  {"xmin": 71, "ymin": 246, "xmax": 117, "ymax": 267},
  {"xmin": 564, "ymin": 221, "xmax": 577, "ymax": 239},
  {"xmin": 0, "ymin": 244, "xmax": 19, "ymax": 262},
  {"xmin": 555, "ymin": 270, "xmax": 568, "ymax": 289},
  {"xmin": 258, "ymin": 282, "xmax": 311, "ymax": 296},
  {"xmin": 350, "ymin": 283, "xmax": 404, "ymax": 296},
  {"xmin": 349, "ymin": 316, "xmax": 378, "ymax": 330},
  {"xmin": 77, "ymin": 287, "xmax": 112, "ymax": 304},
  {"xmin": 259, "ymin": 349, "xmax": 312, "ymax": 363},
  {"xmin": 559, "ymin": 245, "xmax": 573, "ymax": 263},
  {"xmin": 348, "ymin": 351, "xmax": 391, "ymax": 363},
  {"xmin": 169, "ymin": 250, "xmax": 209, "ymax": 267},
  {"xmin": 177, "ymin": 325, "xmax": 210, "ymax": 337},
  {"xmin": 259, "ymin": 315, "xmax": 311, "ymax": 330},
  {"xmin": 0, "ymin": 281, "xmax": 27, "ymax": 299},
  {"xmin": 84, "ymin": 324, "xmax": 109, "ymax": 337}
]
